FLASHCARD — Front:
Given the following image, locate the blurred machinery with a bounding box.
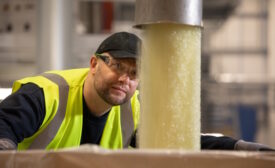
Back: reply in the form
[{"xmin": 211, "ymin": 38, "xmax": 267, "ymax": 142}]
[
  {"xmin": 0, "ymin": 0, "xmax": 238, "ymax": 85},
  {"xmin": 0, "ymin": 0, "xmax": 37, "ymax": 87},
  {"xmin": 201, "ymin": 0, "xmax": 272, "ymax": 145}
]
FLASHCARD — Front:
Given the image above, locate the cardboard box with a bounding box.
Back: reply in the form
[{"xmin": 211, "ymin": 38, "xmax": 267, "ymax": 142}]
[{"xmin": 0, "ymin": 145, "xmax": 275, "ymax": 168}]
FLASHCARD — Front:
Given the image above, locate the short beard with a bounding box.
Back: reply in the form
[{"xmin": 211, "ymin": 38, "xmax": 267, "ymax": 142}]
[{"xmin": 94, "ymin": 80, "xmax": 128, "ymax": 106}]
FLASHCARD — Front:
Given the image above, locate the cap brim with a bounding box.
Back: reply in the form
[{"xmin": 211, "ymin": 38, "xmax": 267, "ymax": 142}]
[{"xmin": 108, "ymin": 50, "xmax": 137, "ymax": 59}]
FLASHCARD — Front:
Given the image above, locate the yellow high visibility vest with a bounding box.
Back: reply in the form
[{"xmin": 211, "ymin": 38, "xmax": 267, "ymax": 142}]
[{"xmin": 12, "ymin": 68, "xmax": 140, "ymax": 150}]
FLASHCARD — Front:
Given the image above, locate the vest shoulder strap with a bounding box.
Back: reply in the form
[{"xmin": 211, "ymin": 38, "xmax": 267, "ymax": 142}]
[
  {"xmin": 120, "ymin": 100, "xmax": 134, "ymax": 148},
  {"xmin": 29, "ymin": 73, "xmax": 69, "ymax": 149}
]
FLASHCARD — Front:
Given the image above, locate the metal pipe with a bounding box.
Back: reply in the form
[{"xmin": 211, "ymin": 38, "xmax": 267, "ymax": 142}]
[{"xmin": 134, "ymin": 0, "xmax": 203, "ymax": 28}]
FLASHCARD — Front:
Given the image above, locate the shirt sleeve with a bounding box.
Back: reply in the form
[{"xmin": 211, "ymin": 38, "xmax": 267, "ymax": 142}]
[
  {"xmin": 201, "ymin": 135, "xmax": 238, "ymax": 150},
  {"xmin": 0, "ymin": 83, "xmax": 45, "ymax": 146},
  {"xmin": 130, "ymin": 130, "xmax": 137, "ymax": 148},
  {"xmin": 130, "ymin": 132, "xmax": 238, "ymax": 150}
]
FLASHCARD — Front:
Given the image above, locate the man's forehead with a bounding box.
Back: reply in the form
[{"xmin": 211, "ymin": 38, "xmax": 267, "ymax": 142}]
[
  {"xmin": 104, "ymin": 52, "xmax": 137, "ymax": 62},
  {"xmin": 116, "ymin": 57, "xmax": 137, "ymax": 69},
  {"xmin": 118, "ymin": 58, "xmax": 137, "ymax": 67}
]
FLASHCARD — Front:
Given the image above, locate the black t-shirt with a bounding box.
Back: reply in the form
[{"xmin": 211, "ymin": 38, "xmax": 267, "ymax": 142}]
[
  {"xmin": 81, "ymin": 96, "xmax": 109, "ymax": 145},
  {"xmin": 0, "ymin": 83, "xmax": 237, "ymax": 149}
]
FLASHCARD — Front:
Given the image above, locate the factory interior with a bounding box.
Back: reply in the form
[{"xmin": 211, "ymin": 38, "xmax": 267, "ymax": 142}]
[{"xmin": 0, "ymin": 0, "xmax": 275, "ymax": 149}]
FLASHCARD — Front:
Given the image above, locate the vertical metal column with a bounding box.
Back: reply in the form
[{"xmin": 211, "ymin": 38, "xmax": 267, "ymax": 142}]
[{"xmin": 37, "ymin": 0, "xmax": 73, "ymax": 72}]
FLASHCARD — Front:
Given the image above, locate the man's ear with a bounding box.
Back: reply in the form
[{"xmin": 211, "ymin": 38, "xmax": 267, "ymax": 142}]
[{"xmin": 90, "ymin": 56, "xmax": 98, "ymax": 74}]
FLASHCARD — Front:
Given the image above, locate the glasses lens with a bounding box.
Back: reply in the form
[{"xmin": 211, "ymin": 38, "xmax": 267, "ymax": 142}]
[
  {"xmin": 96, "ymin": 54, "xmax": 110, "ymax": 64},
  {"xmin": 96, "ymin": 53, "xmax": 137, "ymax": 80}
]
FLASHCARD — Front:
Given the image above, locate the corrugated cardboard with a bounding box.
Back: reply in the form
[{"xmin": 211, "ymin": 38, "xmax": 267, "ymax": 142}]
[{"xmin": 0, "ymin": 145, "xmax": 275, "ymax": 168}]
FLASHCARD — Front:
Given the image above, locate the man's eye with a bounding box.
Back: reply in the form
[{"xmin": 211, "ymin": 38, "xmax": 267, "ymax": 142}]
[
  {"xmin": 105, "ymin": 58, "xmax": 110, "ymax": 64},
  {"xmin": 114, "ymin": 62, "xmax": 121, "ymax": 69},
  {"xmin": 130, "ymin": 70, "xmax": 136, "ymax": 77},
  {"xmin": 102, "ymin": 57, "xmax": 110, "ymax": 64}
]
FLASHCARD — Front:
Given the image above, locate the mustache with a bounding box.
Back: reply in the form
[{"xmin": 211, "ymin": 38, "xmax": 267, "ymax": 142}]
[{"xmin": 112, "ymin": 85, "xmax": 128, "ymax": 93}]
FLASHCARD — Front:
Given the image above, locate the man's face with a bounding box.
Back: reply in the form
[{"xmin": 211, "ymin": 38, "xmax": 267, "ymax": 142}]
[{"xmin": 93, "ymin": 53, "xmax": 139, "ymax": 105}]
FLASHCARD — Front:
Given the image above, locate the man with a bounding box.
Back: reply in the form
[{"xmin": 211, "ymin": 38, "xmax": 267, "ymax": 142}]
[{"xmin": 0, "ymin": 32, "xmax": 273, "ymax": 151}]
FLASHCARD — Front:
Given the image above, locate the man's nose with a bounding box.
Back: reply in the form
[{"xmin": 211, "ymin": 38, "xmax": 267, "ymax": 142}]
[{"xmin": 118, "ymin": 73, "xmax": 130, "ymax": 84}]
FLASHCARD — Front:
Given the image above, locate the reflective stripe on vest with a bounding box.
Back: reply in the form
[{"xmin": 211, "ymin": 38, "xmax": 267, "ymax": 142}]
[
  {"xmin": 29, "ymin": 73, "xmax": 69, "ymax": 149},
  {"xmin": 29, "ymin": 73, "xmax": 134, "ymax": 149},
  {"xmin": 121, "ymin": 100, "xmax": 134, "ymax": 148}
]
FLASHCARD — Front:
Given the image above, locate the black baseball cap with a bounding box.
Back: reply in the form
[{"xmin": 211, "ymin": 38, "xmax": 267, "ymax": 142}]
[{"xmin": 96, "ymin": 32, "xmax": 141, "ymax": 59}]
